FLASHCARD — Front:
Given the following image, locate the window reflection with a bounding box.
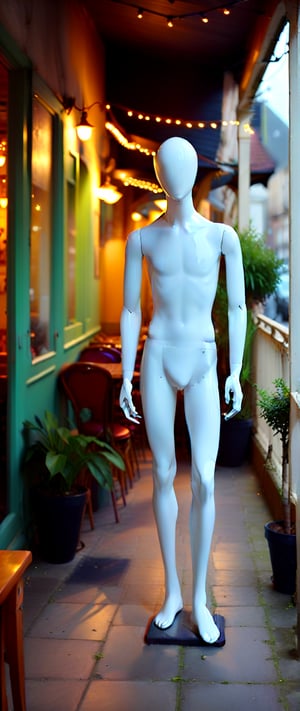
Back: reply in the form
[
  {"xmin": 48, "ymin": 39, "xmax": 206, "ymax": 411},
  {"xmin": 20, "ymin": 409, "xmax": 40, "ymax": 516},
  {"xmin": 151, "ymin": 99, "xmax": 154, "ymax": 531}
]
[
  {"xmin": 67, "ymin": 179, "xmax": 76, "ymax": 323},
  {"xmin": 30, "ymin": 98, "xmax": 52, "ymax": 358},
  {"xmin": 0, "ymin": 57, "xmax": 8, "ymax": 522}
]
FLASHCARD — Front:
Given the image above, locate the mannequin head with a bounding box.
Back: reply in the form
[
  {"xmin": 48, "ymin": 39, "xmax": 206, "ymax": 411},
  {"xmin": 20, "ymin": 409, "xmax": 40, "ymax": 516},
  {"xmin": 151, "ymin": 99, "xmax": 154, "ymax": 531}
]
[{"xmin": 153, "ymin": 137, "xmax": 198, "ymax": 200}]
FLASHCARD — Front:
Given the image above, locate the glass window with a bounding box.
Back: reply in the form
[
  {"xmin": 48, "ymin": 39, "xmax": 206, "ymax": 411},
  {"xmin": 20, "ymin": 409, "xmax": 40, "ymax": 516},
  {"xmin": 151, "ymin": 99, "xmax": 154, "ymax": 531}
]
[
  {"xmin": 66, "ymin": 153, "xmax": 77, "ymax": 323},
  {"xmin": 0, "ymin": 57, "xmax": 8, "ymax": 521},
  {"xmin": 30, "ymin": 97, "xmax": 53, "ymax": 359}
]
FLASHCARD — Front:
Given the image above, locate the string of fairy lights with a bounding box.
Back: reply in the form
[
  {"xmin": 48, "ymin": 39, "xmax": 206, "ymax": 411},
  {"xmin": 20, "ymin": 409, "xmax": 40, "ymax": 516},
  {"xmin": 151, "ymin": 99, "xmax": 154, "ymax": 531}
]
[
  {"xmin": 108, "ymin": 104, "xmax": 243, "ymax": 131},
  {"xmin": 105, "ymin": 104, "xmax": 254, "ymax": 157},
  {"xmin": 103, "ymin": 98, "xmax": 253, "ymax": 193},
  {"xmin": 65, "ymin": 0, "xmax": 257, "ymax": 152},
  {"xmin": 107, "ymin": 0, "xmax": 249, "ymax": 27}
]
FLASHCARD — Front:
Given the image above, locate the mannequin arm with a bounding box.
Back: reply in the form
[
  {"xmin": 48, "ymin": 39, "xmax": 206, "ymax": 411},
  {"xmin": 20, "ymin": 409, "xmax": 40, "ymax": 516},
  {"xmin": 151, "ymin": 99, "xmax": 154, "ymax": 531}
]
[
  {"xmin": 120, "ymin": 308, "xmax": 142, "ymax": 423},
  {"xmin": 222, "ymin": 227, "xmax": 247, "ymax": 419},
  {"xmin": 120, "ymin": 230, "xmax": 143, "ymax": 422}
]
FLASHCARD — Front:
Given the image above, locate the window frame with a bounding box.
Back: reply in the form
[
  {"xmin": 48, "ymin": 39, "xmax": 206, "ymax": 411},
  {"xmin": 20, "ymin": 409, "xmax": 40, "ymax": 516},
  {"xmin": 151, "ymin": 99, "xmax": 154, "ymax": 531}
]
[{"xmin": 28, "ymin": 75, "xmax": 63, "ymax": 373}]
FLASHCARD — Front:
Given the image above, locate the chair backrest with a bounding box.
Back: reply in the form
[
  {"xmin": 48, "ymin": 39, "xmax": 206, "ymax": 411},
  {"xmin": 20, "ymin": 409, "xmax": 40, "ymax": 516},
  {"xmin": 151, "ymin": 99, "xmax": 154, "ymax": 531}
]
[
  {"xmin": 78, "ymin": 345, "xmax": 121, "ymax": 364},
  {"xmin": 59, "ymin": 362, "xmax": 114, "ymax": 435}
]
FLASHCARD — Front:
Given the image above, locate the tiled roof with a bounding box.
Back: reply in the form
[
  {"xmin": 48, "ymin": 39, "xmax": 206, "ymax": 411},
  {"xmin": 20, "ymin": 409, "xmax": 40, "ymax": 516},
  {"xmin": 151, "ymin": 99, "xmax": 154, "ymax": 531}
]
[{"xmin": 250, "ymin": 129, "xmax": 276, "ymax": 178}]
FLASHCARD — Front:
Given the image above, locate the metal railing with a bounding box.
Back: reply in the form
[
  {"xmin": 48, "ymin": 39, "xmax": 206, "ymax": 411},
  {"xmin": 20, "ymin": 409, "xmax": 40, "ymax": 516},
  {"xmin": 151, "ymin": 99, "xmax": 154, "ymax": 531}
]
[{"xmin": 253, "ymin": 313, "xmax": 290, "ymax": 491}]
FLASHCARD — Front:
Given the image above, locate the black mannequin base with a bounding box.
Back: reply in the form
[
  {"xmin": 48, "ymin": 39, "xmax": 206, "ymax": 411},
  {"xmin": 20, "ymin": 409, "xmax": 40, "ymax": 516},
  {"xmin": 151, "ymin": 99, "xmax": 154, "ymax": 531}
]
[{"xmin": 144, "ymin": 609, "xmax": 225, "ymax": 647}]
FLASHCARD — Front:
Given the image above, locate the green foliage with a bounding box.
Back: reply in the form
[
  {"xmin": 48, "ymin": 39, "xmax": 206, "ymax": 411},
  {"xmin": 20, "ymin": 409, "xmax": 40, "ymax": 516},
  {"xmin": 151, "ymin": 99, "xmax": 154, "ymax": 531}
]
[
  {"xmin": 257, "ymin": 378, "xmax": 291, "ymax": 533},
  {"xmin": 213, "ymin": 224, "xmax": 283, "ymax": 417},
  {"xmin": 238, "ymin": 224, "xmax": 283, "ymax": 305},
  {"xmin": 213, "ymin": 280, "xmax": 228, "ymax": 351},
  {"xmin": 241, "ymin": 310, "xmax": 257, "ymax": 386},
  {"xmin": 257, "ymin": 378, "xmax": 290, "ymax": 452},
  {"xmin": 23, "ymin": 410, "xmax": 125, "ymax": 495},
  {"xmin": 215, "ymin": 224, "xmax": 283, "ymax": 315}
]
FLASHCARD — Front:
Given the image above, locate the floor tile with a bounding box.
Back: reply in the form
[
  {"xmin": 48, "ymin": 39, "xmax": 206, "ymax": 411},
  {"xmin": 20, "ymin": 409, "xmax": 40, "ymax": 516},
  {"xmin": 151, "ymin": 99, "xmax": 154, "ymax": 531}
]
[
  {"xmin": 80, "ymin": 680, "xmax": 177, "ymax": 711},
  {"xmin": 212, "ymin": 552, "xmax": 255, "ymax": 571},
  {"xmin": 113, "ymin": 604, "xmax": 155, "ymax": 626},
  {"xmin": 51, "ymin": 582, "xmax": 121, "ymax": 605},
  {"xmin": 284, "ymin": 684, "xmax": 300, "ymax": 711},
  {"xmin": 182, "ymin": 627, "xmax": 278, "ymax": 683},
  {"xmin": 216, "ymin": 605, "xmax": 266, "ymax": 627},
  {"xmin": 95, "ymin": 625, "xmax": 180, "ymax": 680},
  {"xmin": 181, "ymin": 682, "xmax": 285, "ymax": 711},
  {"xmin": 24, "ymin": 638, "xmax": 100, "ymax": 679},
  {"xmin": 27, "ymin": 601, "xmax": 117, "ymax": 640},
  {"xmin": 25, "ymin": 680, "xmax": 86, "ymax": 711},
  {"xmin": 212, "ymin": 585, "xmax": 260, "ymax": 607}
]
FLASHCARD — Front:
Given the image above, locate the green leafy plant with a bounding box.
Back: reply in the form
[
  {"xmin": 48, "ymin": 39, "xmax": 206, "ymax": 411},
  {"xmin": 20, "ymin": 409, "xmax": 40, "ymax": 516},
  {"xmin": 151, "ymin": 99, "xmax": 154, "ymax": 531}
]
[
  {"xmin": 257, "ymin": 378, "xmax": 291, "ymax": 534},
  {"xmin": 214, "ymin": 224, "xmax": 283, "ymax": 417},
  {"xmin": 238, "ymin": 224, "xmax": 283, "ymax": 306},
  {"xmin": 23, "ymin": 410, "xmax": 125, "ymax": 495}
]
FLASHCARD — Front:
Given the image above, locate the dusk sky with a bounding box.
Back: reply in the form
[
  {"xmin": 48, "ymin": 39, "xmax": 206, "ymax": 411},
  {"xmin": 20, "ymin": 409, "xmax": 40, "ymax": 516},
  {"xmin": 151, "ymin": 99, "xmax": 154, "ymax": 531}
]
[{"xmin": 257, "ymin": 23, "xmax": 289, "ymax": 125}]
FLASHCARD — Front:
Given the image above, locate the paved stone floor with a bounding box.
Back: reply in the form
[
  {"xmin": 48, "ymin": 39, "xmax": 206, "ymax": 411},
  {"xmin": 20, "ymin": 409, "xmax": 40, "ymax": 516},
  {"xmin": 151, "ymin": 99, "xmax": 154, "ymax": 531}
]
[{"xmin": 8, "ymin": 449, "xmax": 300, "ymax": 710}]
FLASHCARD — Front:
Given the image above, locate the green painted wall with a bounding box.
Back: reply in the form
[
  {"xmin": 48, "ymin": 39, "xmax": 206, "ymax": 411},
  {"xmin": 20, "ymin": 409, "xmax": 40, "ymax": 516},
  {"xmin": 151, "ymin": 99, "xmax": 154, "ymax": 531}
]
[{"xmin": 0, "ymin": 23, "xmax": 103, "ymax": 549}]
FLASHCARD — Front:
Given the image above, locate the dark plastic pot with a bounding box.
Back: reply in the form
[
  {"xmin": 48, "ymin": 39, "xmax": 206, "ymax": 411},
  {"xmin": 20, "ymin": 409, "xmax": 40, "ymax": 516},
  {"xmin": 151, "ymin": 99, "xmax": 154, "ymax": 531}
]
[
  {"xmin": 264, "ymin": 521, "xmax": 297, "ymax": 594},
  {"xmin": 217, "ymin": 417, "xmax": 252, "ymax": 467},
  {"xmin": 34, "ymin": 487, "xmax": 87, "ymax": 563}
]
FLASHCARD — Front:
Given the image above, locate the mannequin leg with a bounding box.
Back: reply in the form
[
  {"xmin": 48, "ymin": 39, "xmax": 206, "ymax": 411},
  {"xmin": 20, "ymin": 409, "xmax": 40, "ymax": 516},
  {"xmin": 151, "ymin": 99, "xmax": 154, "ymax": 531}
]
[
  {"xmin": 141, "ymin": 350, "xmax": 183, "ymax": 628},
  {"xmin": 184, "ymin": 368, "xmax": 220, "ymax": 643}
]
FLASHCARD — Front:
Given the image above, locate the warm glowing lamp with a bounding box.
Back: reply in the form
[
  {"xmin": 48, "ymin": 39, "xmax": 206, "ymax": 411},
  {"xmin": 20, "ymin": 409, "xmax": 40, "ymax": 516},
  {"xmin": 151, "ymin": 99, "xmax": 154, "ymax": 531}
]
[
  {"xmin": 154, "ymin": 199, "xmax": 167, "ymax": 212},
  {"xmin": 0, "ymin": 141, "xmax": 6, "ymax": 167},
  {"xmin": 96, "ymin": 177, "xmax": 123, "ymax": 205},
  {"xmin": 76, "ymin": 111, "xmax": 94, "ymax": 141},
  {"xmin": 0, "ymin": 177, "xmax": 7, "ymax": 208},
  {"xmin": 131, "ymin": 211, "xmax": 143, "ymax": 222}
]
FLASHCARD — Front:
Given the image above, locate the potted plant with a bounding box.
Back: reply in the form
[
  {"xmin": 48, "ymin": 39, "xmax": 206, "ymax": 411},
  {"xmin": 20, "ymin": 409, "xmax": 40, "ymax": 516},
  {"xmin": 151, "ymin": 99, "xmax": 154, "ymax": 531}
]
[
  {"xmin": 215, "ymin": 224, "xmax": 283, "ymax": 466},
  {"xmin": 257, "ymin": 378, "xmax": 296, "ymax": 594},
  {"xmin": 23, "ymin": 410, "xmax": 125, "ymax": 563}
]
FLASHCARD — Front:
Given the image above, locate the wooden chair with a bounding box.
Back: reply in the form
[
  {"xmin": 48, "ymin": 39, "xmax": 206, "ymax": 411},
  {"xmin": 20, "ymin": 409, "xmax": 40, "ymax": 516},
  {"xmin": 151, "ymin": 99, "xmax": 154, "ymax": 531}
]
[
  {"xmin": 78, "ymin": 345, "xmax": 121, "ymax": 364},
  {"xmin": 79, "ymin": 345, "xmax": 142, "ymax": 476},
  {"xmin": 59, "ymin": 362, "xmax": 133, "ymax": 522},
  {"xmin": 0, "ymin": 550, "xmax": 32, "ymax": 711}
]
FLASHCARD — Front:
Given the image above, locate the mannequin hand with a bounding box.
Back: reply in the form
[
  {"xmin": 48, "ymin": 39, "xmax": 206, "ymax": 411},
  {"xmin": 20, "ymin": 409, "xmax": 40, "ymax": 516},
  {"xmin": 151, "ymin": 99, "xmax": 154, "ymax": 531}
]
[
  {"xmin": 119, "ymin": 378, "xmax": 142, "ymax": 424},
  {"xmin": 224, "ymin": 374, "xmax": 243, "ymax": 420}
]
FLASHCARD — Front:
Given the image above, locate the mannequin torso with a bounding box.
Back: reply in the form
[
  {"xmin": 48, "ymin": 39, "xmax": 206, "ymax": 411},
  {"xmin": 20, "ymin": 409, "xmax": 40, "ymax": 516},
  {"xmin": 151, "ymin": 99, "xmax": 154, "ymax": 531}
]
[{"xmin": 141, "ymin": 212, "xmax": 223, "ymax": 344}]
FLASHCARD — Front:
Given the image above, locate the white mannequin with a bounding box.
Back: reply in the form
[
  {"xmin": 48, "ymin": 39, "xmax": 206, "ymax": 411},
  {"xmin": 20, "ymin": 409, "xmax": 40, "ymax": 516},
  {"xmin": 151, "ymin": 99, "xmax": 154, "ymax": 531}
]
[{"xmin": 120, "ymin": 137, "xmax": 246, "ymax": 643}]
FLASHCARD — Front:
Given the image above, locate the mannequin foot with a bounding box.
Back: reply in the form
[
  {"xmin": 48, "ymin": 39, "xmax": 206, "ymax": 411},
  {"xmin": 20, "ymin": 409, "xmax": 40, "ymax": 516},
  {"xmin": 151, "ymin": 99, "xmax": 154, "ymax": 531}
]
[
  {"xmin": 192, "ymin": 603, "xmax": 220, "ymax": 644},
  {"xmin": 154, "ymin": 592, "xmax": 183, "ymax": 630}
]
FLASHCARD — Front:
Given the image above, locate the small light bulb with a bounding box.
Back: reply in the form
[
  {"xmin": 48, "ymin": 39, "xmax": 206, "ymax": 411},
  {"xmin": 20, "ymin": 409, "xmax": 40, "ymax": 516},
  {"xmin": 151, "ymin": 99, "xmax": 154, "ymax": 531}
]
[{"xmin": 76, "ymin": 111, "xmax": 94, "ymax": 141}]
